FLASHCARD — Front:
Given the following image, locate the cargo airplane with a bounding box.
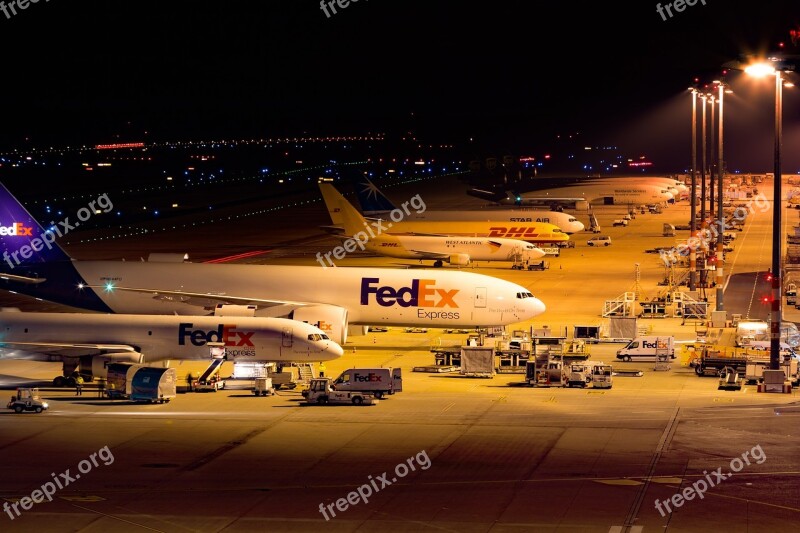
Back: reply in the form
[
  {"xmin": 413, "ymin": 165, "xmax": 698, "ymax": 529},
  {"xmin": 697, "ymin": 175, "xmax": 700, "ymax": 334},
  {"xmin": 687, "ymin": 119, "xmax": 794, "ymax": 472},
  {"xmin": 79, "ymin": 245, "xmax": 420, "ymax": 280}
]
[
  {"xmin": 0, "ymin": 310, "xmax": 343, "ymax": 386},
  {"xmin": 0, "ymin": 184, "xmax": 546, "ymax": 345},
  {"xmin": 319, "ymin": 183, "xmax": 546, "ymax": 267},
  {"xmin": 468, "ymin": 176, "xmax": 675, "ymax": 208},
  {"xmin": 353, "ymin": 177, "xmax": 586, "ymax": 234},
  {"xmin": 319, "ymin": 184, "xmax": 569, "ymax": 245}
]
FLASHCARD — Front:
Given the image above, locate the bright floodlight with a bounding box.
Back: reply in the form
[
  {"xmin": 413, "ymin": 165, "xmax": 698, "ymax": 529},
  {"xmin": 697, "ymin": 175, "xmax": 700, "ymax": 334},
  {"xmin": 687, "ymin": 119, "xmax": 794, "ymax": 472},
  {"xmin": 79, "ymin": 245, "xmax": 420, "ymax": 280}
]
[{"xmin": 745, "ymin": 62, "xmax": 776, "ymax": 77}]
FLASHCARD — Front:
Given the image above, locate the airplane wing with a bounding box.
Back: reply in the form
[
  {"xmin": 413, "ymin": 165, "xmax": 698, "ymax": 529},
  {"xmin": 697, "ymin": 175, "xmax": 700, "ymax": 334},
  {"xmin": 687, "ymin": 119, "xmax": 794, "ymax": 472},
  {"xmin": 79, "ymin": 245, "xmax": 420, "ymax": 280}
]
[
  {"xmin": 406, "ymin": 249, "xmax": 449, "ymax": 260},
  {"xmin": 0, "ymin": 273, "xmax": 47, "ymax": 284},
  {"xmin": 0, "ymin": 341, "xmax": 137, "ymax": 358},
  {"xmin": 85, "ymin": 285, "xmax": 314, "ymax": 309}
]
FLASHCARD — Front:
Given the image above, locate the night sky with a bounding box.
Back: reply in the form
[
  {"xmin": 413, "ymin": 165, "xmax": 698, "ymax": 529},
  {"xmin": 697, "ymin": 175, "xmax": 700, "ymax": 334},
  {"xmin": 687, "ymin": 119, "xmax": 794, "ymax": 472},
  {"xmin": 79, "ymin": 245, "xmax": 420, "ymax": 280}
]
[{"xmin": 1, "ymin": 1, "xmax": 799, "ymax": 171}]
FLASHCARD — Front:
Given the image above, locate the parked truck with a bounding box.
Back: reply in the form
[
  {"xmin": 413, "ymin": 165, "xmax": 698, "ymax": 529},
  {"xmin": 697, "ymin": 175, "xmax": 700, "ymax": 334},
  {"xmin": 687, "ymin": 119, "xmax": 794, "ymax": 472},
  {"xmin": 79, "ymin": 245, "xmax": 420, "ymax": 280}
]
[
  {"xmin": 331, "ymin": 368, "xmax": 402, "ymax": 399},
  {"xmin": 616, "ymin": 336, "xmax": 675, "ymax": 361},
  {"xmin": 302, "ymin": 377, "xmax": 376, "ymax": 405}
]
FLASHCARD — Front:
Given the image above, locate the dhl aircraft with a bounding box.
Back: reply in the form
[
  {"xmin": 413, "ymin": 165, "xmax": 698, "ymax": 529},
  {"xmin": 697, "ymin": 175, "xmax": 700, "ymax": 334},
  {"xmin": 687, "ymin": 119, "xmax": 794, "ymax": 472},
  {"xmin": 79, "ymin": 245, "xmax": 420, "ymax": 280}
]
[
  {"xmin": 0, "ymin": 184, "xmax": 546, "ymax": 344},
  {"xmin": 353, "ymin": 177, "xmax": 586, "ymax": 234},
  {"xmin": 319, "ymin": 183, "xmax": 569, "ymax": 244},
  {"xmin": 319, "ymin": 183, "xmax": 546, "ymax": 267},
  {"xmin": 0, "ymin": 310, "xmax": 343, "ymax": 386}
]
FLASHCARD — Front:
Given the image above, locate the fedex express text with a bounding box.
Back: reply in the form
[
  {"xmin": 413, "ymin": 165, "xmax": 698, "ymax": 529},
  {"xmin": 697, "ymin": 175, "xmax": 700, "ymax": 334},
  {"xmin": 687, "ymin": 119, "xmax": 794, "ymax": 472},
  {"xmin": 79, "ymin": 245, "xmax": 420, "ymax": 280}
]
[{"xmin": 360, "ymin": 277, "xmax": 460, "ymax": 320}]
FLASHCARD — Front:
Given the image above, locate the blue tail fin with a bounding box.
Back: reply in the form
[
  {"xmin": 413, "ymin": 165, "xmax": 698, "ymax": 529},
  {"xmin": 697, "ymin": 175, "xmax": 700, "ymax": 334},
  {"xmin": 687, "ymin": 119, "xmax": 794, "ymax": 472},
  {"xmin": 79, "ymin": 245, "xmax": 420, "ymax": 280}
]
[
  {"xmin": 0, "ymin": 182, "xmax": 72, "ymax": 269},
  {"xmin": 354, "ymin": 178, "xmax": 397, "ymax": 215}
]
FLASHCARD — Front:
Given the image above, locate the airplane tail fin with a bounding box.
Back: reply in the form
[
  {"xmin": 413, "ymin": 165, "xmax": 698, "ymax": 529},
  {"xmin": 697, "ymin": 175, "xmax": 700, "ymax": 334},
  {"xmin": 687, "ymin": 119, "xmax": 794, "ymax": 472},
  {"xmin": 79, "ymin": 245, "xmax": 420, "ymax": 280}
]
[
  {"xmin": 319, "ymin": 183, "xmax": 371, "ymax": 236},
  {"xmin": 354, "ymin": 177, "xmax": 397, "ymax": 215},
  {"xmin": 0, "ymin": 183, "xmax": 72, "ymax": 270}
]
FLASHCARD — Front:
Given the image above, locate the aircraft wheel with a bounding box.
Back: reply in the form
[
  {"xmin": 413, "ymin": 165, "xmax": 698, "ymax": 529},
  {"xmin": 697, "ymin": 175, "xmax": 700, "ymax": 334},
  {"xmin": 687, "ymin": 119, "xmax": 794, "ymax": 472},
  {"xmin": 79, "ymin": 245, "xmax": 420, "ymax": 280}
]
[
  {"xmin": 53, "ymin": 376, "xmax": 66, "ymax": 387},
  {"xmin": 352, "ymin": 396, "xmax": 364, "ymax": 405}
]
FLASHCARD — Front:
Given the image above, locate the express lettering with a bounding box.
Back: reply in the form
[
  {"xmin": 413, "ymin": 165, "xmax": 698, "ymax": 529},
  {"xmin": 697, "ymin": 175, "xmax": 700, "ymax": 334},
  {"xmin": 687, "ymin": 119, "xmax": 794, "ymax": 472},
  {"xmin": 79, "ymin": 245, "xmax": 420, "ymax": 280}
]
[
  {"xmin": 360, "ymin": 278, "xmax": 459, "ymax": 308},
  {"xmin": 178, "ymin": 323, "xmax": 255, "ymax": 347}
]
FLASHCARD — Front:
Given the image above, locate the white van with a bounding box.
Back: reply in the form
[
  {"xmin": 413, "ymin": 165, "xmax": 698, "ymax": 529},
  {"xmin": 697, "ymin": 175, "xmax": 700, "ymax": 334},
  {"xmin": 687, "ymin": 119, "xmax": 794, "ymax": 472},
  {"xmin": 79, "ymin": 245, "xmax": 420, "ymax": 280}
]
[
  {"xmin": 616, "ymin": 336, "xmax": 675, "ymax": 361},
  {"xmin": 588, "ymin": 235, "xmax": 612, "ymax": 246}
]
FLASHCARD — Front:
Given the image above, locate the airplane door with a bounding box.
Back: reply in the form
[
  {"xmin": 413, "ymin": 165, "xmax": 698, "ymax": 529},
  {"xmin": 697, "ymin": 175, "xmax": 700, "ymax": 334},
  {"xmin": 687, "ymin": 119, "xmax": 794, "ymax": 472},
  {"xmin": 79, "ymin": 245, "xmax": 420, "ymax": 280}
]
[
  {"xmin": 282, "ymin": 327, "xmax": 293, "ymax": 347},
  {"xmin": 475, "ymin": 287, "xmax": 487, "ymax": 308}
]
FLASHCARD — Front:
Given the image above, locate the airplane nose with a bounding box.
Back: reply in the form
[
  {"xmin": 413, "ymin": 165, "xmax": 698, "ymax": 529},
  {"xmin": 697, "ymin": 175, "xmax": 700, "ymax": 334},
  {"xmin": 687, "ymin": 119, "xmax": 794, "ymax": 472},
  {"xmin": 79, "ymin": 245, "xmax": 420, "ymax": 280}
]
[
  {"xmin": 530, "ymin": 297, "xmax": 546, "ymax": 317},
  {"xmin": 327, "ymin": 341, "xmax": 345, "ymax": 359}
]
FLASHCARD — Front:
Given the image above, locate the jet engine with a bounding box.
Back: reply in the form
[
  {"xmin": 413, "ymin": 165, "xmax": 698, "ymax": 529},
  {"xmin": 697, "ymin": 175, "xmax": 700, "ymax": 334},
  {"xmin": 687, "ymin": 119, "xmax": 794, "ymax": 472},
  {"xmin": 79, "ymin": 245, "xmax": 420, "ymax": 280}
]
[
  {"xmin": 448, "ymin": 253, "xmax": 471, "ymax": 266},
  {"xmin": 290, "ymin": 305, "xmax": 349, "ymax": 344},
  {"xmin": 90, "ymin": 352, "xmax": 145, "ymax": 378}
]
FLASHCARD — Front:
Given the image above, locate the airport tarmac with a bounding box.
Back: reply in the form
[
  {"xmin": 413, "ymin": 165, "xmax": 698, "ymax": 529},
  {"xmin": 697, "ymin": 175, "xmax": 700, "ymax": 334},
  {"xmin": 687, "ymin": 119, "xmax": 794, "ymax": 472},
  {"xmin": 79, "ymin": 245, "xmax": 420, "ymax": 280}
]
[{"xmin": 1, "ymin": 176, "xmax": 799, "ymax": 531}]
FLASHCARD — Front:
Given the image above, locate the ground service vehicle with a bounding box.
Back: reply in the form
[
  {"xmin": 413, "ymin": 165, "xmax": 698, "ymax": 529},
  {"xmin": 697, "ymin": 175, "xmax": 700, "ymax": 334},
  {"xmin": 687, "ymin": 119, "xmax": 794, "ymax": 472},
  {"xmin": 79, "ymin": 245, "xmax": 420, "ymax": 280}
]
[
  {"xmin": 7, "ymin": 388, "xmax": 48, "ymax": 413},
  {"xmin": 302, "ymin": 378, "xmax": 376, "ymax": 405},
  {"xmin": 591, "ymin": 364, "xmax": 613, "ymax": 389},
  {"xmin": 616, "ymin": 336, "xmax": 675, "ymax": 361},
  {"xmin": 253, "ymin": 377, "xmax": 276, "ymax": 396},
  {"xmin": 567, "ymin": 362, "xmax": 593, "ymax": 387},
  {"xmin": 588, "ymin": 235, "xmax": 612, "ymax": 246},
  {"xmin": 332, "ymin": 368, "xmax": 402, "ymax": 399}
]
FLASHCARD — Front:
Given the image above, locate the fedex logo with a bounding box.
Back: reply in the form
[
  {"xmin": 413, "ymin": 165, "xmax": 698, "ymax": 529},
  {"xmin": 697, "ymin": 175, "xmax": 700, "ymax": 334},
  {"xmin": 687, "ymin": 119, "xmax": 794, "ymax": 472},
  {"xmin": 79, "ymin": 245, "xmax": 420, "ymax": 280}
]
[
  {"xmin": 489, "ymin": 226, "xmax": 539, "ymax": 239},
  {"xmin": 354, "ymin": 372, "xmax": 382, "ymax": 382},
  {"xmin": 642, "ymin": 340, "xmax": 661, "ymax": 349},
  {"xmin": 0, "ymin": 222, "xmax": 33, "ymax": 237},
  {"xmin": 178, "ymin": 323, "xmax": 255, "ymax": 347},
  {"xmin": 360, "ymin": 277, "xmax": 459, "ymax": 308}
]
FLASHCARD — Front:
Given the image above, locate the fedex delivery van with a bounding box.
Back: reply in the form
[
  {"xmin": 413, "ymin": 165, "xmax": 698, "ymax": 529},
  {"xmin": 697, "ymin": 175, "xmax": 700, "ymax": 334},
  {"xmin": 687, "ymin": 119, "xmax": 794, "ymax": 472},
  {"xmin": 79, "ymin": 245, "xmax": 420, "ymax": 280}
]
[
  {"xmin": 616, "ymin": 336, "xmax": 675, "ymax": 361},
  {"xmin": 332, "ymin": 368, "xmax": 403, "ymax": 399}
]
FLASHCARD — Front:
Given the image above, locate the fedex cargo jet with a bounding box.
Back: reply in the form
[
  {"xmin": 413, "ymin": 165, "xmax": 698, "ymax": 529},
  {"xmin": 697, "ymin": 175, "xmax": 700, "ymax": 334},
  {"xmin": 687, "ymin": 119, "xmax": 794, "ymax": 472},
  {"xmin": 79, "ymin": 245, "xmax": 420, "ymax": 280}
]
[
  {"xmin": 0, "ymin": 184, "xmax": 546, "ymax": 343},
  {"xmin": 0, "ymin": 311, "xmax": 344, "ymax": 386}
]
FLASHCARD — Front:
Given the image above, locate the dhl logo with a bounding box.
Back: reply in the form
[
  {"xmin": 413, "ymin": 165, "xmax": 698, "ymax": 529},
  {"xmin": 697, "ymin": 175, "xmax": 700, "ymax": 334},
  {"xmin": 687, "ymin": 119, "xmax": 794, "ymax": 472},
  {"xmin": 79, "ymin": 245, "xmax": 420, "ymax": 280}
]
[
  {"xmin": 489, "ymin": 226, "xmax": 539, "ymax": 238},
  {"xmin": 0, "ymin": 222, "xmax": 33, "ymax": 237},
  {"xmin": 360, "ymin": 277, "xmax": 459, "ymax": 308},
  {"xmin": 178, "ymin": 323, "xmax": 255, "ymax": 347}
]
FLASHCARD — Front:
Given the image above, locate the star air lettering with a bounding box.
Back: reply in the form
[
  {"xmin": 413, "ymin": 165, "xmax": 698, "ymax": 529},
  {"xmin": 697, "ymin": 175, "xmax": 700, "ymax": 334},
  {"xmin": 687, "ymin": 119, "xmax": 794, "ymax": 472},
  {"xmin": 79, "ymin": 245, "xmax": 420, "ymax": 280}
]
[
  {"xmin": 360, "ymin": 277, "xmax": 460, "ymax": 320},
  {"xmin": 0, "ymin": 222, "xmax": 33, "ymax": 236}
]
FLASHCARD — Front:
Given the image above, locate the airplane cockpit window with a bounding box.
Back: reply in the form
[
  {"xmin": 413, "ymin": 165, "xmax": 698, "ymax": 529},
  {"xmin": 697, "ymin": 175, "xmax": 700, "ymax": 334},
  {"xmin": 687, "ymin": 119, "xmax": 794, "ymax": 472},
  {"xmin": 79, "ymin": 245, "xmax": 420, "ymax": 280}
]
[
  {"xmin": 321, "ymin": 334, "xmax": 329, "ymax": 340},
  {"xmin": 308, "ymin": 334, "xmax": 322, "ymax": 341}
]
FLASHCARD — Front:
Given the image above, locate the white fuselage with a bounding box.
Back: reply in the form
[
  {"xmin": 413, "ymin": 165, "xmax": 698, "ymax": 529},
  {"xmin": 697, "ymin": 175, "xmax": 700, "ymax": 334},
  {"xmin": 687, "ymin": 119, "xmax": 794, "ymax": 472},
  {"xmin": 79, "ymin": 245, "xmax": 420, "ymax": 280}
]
[
  {"xmin": 67, "ymin": 263, "xmax": 545, "ymax": 327},
  {"xmin": 0, "ymin": 313, "xmax": 344, "ymax": 363},
  {"xmin": 514, "ymin": 181, "xmax": 673, "ymax": 205},
  {"xmin": 376, "ymin": 210, "xmax": 586, "ymax": 234},
  {"xmin": 366, "ymin": 235, "xmax": 546, "ymax": 263}
]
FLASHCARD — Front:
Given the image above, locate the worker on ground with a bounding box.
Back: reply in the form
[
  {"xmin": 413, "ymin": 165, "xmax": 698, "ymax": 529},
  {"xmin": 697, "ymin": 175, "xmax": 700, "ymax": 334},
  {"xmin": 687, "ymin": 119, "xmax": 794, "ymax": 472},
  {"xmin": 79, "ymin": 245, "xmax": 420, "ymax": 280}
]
[{"xmin": 75, "ymin": 375, "xmax": 84, "ymax": 396}]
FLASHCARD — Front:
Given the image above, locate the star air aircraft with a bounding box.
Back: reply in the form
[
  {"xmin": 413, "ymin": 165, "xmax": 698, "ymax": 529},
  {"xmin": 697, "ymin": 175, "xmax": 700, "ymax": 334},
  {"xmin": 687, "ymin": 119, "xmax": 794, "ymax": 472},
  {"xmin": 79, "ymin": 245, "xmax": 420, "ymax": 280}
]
[
  {"xmin": 0, "ymin": 310, "xmax": 343, "ymax": 387},
  {"xmin": 0, "ymin": 184, "xmax": 546, "ymax": 345},
  {"xmin": 319, "ymin": 183, "xmax": 546, "ymax": 267}
]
